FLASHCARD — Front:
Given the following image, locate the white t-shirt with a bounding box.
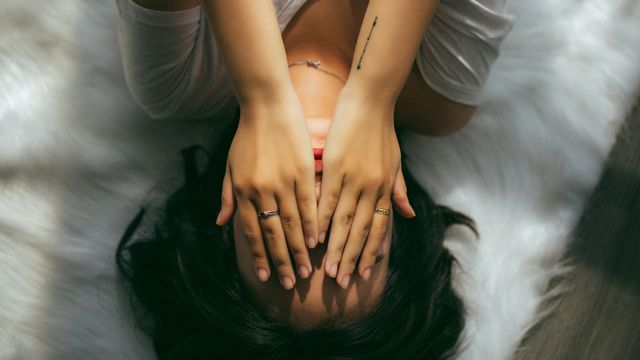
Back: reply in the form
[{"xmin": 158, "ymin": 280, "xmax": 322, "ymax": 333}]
[{"xmin": 115, "ymin": 0, "xmax": 515, "ymax": 120}]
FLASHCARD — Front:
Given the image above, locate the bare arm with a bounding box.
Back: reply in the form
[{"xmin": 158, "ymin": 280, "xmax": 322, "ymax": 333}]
[
  {"xmin": 318, "ymin": 0, "xmax": 447, "ymax": 285},
  {"xmin": 135, "ymin": 0, "xmax": 295, "ymax": 105},
  {"xmin": 128, "ymin": 1, "xmax": 317, "ymax": 289},
  {"xmin": 200, "ymin": 0, "xmax": 295, "ymax": 106},
  {"xmin": 343, "ymin": 0, "xmax": 476, "ymax": 137},
  {"xmin": 345, "ymin": 0, "xmax": 440, "ymax": 107},
  {"xmin": 197, "ymin": 1, "xmax": 318, "ymax": 288}
]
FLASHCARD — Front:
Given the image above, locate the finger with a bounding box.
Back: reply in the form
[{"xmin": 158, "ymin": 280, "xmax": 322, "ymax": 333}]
[
  {"xmin": 323, "ymin": 185, "xmax": 359, "ymax": 279},
  {"xmin": 253, "ymin": 195, "xmax": 297, "ymax": 290},
  {"xmin": 275, "ymin": 190, "xmax": 312, "ymax": 280},
  {"xmin": 358, "ymin": 197, "xmax": 392, "ymax": 281},
  {"xmin": 391, "ymin": 168, "xmax": 415, "ymax": 218},
  {"xmin": 236, "ymin": 198, "xmax": 271, "ymax": 283},
  {"xmin": 336, "ymin": 191, "xmax": 378, "ymax": 289},
  {"xmin": 296, "ymin": 170, "xmax": 319, "ymax": 249},
  {"xmin": 317, "ymin": 171, "xmax": 344, "ymax": 244},
  {"xmin": 216, "ymin": 162, "xmax": 236, "ymax": 226}
]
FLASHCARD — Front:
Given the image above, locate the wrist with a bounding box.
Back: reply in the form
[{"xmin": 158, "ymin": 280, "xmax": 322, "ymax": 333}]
[
  {"xmin": 237, "ymin": 85, "xmax": 305, "ymax": 126},
  {"xmin": 234, "ymin": 78, "xmax": 297, "ymax": 109},
  {"xmin": 338, "ymin": 81, "xmax": 397, "ymax": 119}
]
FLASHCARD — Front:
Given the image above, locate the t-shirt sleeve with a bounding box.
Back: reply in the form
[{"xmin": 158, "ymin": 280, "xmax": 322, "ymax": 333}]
[
  {"xmin": 115, "ymin": 0, "xmax": 234, "ymax": 119},
  {"xmin": 416, "ymin": 0, "xmax": 516, "ymax": 106}
]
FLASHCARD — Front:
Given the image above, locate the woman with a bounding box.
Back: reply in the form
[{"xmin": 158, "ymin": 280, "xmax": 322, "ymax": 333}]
[
  {"xmin": 115, "ymin": 0, "xmax": 514, "ymax": 290},
  {"xmin": 116, "ymin": 113, "xmax": 479, "ymax": 358},
  {"xmin": 115, "ymin": 0, "xmax": 509, "ymax": 357}
]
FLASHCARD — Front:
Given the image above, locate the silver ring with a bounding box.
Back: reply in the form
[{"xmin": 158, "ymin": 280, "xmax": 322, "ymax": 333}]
[
  {"xmin": 257, "ymin": 209, "xmax": 280, "ymax": 219},
  {"xmin": 374, "ymin": 207, "xmax": 391, "ymax": 216}
]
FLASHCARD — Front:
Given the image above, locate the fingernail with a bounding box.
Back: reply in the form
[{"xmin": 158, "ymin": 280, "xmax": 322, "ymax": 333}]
[
  {"xmin": 306, "ymin": 236, "xmax": 316, "ymax": 248},
  {"xmin": 410, "ymin": 206, "xmax": 416, "ymax": 217},
  {"xmin": 339, "ymin": 275, "xmax": 350, "ymax": 289},
  {"xmin": 298, "ymin": 265, "xmax": 310, "ymax": 279},
  {"xmin": 215, "ymin": 210, "xmax": 223, "ymax": 226},
  {"xmin": 327, "ymin": 263, "xmax": 338, "ymax": 278},
  {"xmin": 362, "ymin": 267, "xmax": 372, "ymax": 281},
  {"xmin": 319, "ymin": 231, "xmax": 326, "ymax": 244},
  {"xmin": 257, "ymin": 268, "xmax": 269, "ymax": 282},
  {"xmin": 281, "ymin": 276, "xmax": 294, "ymax": 290}
]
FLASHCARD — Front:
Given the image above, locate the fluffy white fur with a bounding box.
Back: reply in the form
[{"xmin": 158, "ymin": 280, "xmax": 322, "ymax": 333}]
[{"xmin": 0, "ymin": 0, "xmax": 638, "ymax": 359}]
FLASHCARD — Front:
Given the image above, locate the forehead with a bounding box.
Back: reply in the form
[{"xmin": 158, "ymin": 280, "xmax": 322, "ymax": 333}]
[{"xmin": 230, "ymin": 210, "xmax": 394, "ymax": 329}]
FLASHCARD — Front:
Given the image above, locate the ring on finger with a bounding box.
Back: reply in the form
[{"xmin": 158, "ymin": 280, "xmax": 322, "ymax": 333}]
[
  {"xmin": 257, "ymin": 209, "xmax": 280, "ymax": 219},
  {"xmin": 374, "ymin": 207, "xmax": 391, "ymax": 216}
]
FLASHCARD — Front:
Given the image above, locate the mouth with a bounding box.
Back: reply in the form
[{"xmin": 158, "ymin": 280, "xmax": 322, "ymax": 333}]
[{"xmin": 313, "ymin": 147, "xmax": 323, "ymax": 174}]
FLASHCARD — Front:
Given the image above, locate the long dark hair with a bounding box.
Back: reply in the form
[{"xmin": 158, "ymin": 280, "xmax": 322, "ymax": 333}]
[{"xmin": 116, "ymin": 107, "xmax": 478, "ymax": 359}]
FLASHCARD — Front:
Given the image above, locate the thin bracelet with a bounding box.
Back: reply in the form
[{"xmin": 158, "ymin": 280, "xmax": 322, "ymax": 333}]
[{"xmin": 288, "ymin": 59, "xmax": 347, "ymax": 84}]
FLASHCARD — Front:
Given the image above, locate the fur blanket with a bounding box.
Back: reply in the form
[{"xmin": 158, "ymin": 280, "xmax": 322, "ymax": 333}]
[{"xmin": 0, "ymin": 0, "xmax": 639, "ymax": 359}]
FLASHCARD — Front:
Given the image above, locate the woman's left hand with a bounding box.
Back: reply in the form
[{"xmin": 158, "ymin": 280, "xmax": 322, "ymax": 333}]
[{"xmin": 318, "ymin": 85, "xmax": 416, "ymax": 289}]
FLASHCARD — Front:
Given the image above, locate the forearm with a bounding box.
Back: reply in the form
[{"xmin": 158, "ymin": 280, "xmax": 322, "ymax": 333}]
[
  {"xmin": 201, "ymin": 0, "xmax": 294, "ymax": 107},
  {"xmin": 346, "ymin": 0, "xmax": 439, "ymax": 106}
]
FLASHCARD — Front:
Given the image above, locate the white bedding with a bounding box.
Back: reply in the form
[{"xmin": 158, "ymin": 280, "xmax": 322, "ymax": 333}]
[{"xmin": 1, "ymin": 0, "xmax": 639, "ymax": 359}]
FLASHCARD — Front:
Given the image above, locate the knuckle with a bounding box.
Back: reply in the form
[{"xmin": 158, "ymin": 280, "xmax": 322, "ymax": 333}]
[
  {"xmin": 280, "ymin": 214, "xmax": 299, "ymax": 232},
  {"xmin": 332, "ymin": 241, "xmax": 346, "ymax": 254},
  {"xmin": 273, "ymin": 260, "xmax": 291, "ymax": 275},
  {"xmin": 243, "ymin": 229, "xmax": 260, "ymax": 244},
  {"xmin": 371, "ymin": 173, "xmax": 386, "ymax": 186},
  {"xmin": 251, "ymin": 251, "xmax": 267, "ymax": 263},
  {"xmin": 297, "ymin": 193, "xmax": 315, "ymax": 209},
  {"xmin": 342, "ymin": 252, "xmax": 360, "ymax": 266},
  {"xmin": 358, "ymin": 257, "xmax": 373, "ymax": 270},
  {"xmin": 359, "ymin": 261, "xmax": 372, "ymax": 274},
  {"xmin": 221, "ymin": 192, "xmax": 234, "ymax": 206},
  {"xmin": 250, "ymin": 179, "xmax": 275, "ymax": 194},
  {"xmin": 365, "ymin": 247, "xmax": 380, "ymax": 259},
  {"xmin": 363, "ymin": 170, "xmax": 385, "ymax": 186},
  {"xmin": 301, "ymin": 216, "xmax": 315, "ymax": 230},
  {"xmin": 340, "ymin": 213, "xmax": 354, "ymax": 228},
  {"xmin": 262, "ymin": 227, "xmax": 278, "ymax": 245},
  {"xmin": 233, "ymin": 181, "xmax": 250, "ymax": 197},
  {"xmin": 324, "ymin": 193, "xmax": 340, "ymax": 208},
  {"xmin": 393, "ymin": 189, "xmax": 408, "ymax": 200},
  {"xmin": 356, "ymin": 225, "xmax": 371, "ymax": 239},
  {"xmin": 289, "ymin": 245, "xmax": 308, "ymax": 259},
  {"xmin": 294, "ymin": 161, "xmax": 313, "ymax": 174}
]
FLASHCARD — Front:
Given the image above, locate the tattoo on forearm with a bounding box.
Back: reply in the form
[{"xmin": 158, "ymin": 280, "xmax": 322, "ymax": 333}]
[{"xmin": 356, "ymin": 16, "xmax": 378, "ymax": 70}]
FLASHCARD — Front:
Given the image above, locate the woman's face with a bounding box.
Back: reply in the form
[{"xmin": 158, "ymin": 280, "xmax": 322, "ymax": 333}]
[{"xmin": 232, "ymin": 63, "xmax": 394, "ymax": 330}]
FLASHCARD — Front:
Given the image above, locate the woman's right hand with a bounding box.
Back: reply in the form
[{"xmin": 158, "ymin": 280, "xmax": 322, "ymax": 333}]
[{"xmin": 215, "ymin": 90, "xmax": 318, "ymax": 290}]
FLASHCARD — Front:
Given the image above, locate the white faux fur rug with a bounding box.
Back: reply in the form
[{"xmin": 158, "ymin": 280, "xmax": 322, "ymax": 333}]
[{"xmin": 1, "ymin": 0, "xmax": 639, "ymax": 359}]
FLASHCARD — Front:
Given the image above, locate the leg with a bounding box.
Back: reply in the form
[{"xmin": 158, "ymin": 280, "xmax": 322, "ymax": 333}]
[{"xmin": 394, "ymin": 59, "xmax": 476, "ymax": 137}]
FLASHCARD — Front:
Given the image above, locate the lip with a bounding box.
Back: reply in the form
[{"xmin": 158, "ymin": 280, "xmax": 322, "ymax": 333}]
[{"xmin": 313, "ymin": 148, "xmax": 323, "ymax": 174}]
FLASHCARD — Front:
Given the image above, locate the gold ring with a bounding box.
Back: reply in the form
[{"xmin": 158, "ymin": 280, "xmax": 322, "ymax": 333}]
[
  {"xmin": 257, "ymin": 209, "xmax": 279, "ymax": 219},
  {"xmin": 374, "ymin": 207, "xmax": 391, "ymax": 216}
]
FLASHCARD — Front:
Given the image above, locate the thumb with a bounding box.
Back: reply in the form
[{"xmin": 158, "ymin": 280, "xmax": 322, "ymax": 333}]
[
  {"xmin": 391, "ymin": 167, "xmax": 416, "ymax": 218},
  {"xmin": 216, "ymin": 162, "xmax": 236, "ymax": 226}
]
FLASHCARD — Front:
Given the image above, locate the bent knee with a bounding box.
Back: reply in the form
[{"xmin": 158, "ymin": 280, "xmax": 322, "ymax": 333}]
[{"xmin": 395, "ymin": 83, "xmax": 476, "ymax": 137}]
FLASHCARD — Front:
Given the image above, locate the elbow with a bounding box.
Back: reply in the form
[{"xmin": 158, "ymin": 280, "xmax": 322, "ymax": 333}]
[
  {"xmin": 126, "ymin": 82, "xmax": 180, "ymax": 120},
  {"xmin": 121, "ymin": 65, "xmax": 189, "ymax": 120}
]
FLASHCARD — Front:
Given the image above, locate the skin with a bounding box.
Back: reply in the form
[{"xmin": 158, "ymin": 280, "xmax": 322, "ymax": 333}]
[
  {"xmin": 132, "ymin": 1, "xmax": 477, "ymax": 314},
  {"xmin": 218, "ymin": 1, "xmax": 475, "ymax": 289},
  {"xmin": 232, "ymin": 1, "xmax": 452, "ymax": 328},
  {"xmin": 233, "ymin": 63, "xmax": 394, "ymax": 329}
]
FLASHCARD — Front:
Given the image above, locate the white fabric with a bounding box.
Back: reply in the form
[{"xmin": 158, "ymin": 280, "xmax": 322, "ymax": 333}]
[
  {"xmin": 0, "ymin": 0, "xmax": 639, "ymax": 359},
  {"xmin": 114, "ymin": 0, "xmax": 515, "ymax": 119}
]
